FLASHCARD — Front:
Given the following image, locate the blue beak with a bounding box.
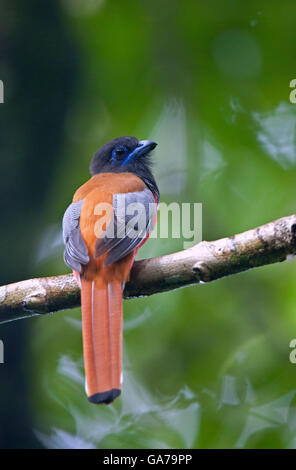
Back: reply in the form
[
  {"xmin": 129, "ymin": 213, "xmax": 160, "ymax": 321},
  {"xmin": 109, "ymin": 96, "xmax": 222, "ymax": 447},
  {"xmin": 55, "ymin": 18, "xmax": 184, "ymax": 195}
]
[
  {"xmin": 134, "ymin": 140, "xmax": 157, "ymax": 157},
  {"xmin": 121, "ymin": 140, "xmax": 157, "ymax": 166}
]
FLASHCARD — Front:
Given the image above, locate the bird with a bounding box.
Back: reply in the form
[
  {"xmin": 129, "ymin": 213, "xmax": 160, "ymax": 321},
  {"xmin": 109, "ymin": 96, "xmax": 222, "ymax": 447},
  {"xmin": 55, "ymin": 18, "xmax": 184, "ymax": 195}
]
[{"xmin": 62, "ymin": 136, "xmax": 159, "ymax": 404}]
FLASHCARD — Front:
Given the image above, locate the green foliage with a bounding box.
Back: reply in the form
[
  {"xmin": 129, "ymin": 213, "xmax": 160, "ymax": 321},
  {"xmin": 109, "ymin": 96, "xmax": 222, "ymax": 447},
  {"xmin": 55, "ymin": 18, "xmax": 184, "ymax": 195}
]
[{"xmin": 8, "ymin": 0, "xmax": 296, "ymax": 448}]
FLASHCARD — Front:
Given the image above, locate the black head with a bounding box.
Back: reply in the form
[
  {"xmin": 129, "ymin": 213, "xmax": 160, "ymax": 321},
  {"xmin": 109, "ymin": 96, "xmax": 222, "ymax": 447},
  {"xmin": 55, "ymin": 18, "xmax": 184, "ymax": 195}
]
[
  {"xmin": 90, "ymin": 136, "xmax": 157, "ymax": 174},
  {"xmin": 90, "ymin": 136, "xmax": 159, "ymax": 200}
]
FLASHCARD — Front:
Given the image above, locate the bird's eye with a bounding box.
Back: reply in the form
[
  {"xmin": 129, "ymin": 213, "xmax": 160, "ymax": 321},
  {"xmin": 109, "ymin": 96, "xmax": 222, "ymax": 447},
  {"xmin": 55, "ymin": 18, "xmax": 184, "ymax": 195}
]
[{"xmin": 112, "ymin": 145, "xmax": 127, "ymax": 161}]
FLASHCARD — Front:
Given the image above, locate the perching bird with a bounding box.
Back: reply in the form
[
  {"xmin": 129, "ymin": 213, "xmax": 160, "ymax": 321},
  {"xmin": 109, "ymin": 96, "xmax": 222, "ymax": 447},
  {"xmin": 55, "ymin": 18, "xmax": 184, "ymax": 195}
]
[{"xmin": 62, "ymin": 137, "xmax": 159, "ymax": 404}]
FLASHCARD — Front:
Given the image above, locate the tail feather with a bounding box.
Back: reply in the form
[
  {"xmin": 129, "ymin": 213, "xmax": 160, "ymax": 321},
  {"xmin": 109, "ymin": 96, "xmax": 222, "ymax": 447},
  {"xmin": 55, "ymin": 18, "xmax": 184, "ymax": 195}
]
[
  {"xmin": 80, "ymin": 277, "xmax": 123, "ymax": 404},
  {"xmin": 108, "ymin": 281, "xmax": 123, "ymax": 390}
]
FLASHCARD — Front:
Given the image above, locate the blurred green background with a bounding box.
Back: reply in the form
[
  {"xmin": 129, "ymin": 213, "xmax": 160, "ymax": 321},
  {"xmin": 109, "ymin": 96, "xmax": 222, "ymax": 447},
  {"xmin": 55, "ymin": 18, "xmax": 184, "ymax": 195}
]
[{"xmin": 1, "ymin": 0, "xmax": 296, "ymax": 449}]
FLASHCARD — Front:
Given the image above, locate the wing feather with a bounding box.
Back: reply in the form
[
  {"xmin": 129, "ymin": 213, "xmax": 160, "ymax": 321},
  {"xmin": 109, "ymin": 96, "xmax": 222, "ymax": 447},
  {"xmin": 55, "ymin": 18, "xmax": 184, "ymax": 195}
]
[
  {"xmin": 62, "ymin": 199, "xmax": 89, "ymax": 272},
  {"xmin": 95, "ymin": 188, "xmax": 156, "ymax": 266}
]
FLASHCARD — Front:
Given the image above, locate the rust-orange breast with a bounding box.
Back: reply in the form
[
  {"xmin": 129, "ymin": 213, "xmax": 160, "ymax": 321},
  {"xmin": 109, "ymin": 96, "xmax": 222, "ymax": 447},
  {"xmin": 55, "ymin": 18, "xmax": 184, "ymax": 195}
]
[{"xmin": 74, "ymin": 173, "xmax": 147, "ymax": 285}]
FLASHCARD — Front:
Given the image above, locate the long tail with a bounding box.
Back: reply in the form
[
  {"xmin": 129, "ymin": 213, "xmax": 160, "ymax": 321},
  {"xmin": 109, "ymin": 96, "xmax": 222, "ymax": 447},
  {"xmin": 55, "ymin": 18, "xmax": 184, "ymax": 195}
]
[{"xmin": 80, "ymin": 277, "xmax": 123, "ymax": 404}]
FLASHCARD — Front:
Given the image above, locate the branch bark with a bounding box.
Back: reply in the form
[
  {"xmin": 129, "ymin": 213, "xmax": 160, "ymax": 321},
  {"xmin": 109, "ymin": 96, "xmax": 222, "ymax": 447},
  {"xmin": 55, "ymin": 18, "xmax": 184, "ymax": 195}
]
[{"xmin": 1, "ymin": 214, "xmax": 296, "ymax": 324}]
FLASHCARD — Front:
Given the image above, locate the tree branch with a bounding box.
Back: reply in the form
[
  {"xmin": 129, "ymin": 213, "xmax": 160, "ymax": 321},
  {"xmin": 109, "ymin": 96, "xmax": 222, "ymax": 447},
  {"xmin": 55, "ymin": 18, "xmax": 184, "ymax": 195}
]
[{"xmin": 1, "ymin": 214, "xmax": 296, "ymax": 324}]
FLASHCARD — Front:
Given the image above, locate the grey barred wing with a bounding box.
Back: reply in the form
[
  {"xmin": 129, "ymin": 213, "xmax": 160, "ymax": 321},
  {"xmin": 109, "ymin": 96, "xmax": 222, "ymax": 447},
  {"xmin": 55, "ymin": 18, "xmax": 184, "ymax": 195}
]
[
  {"xmin": 62, "ymin": 199, "xmax": 89, "ymax": 272},
  {"xmin": 95, "ymin": 188, "xmax": 157, "ymax": 266}
]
